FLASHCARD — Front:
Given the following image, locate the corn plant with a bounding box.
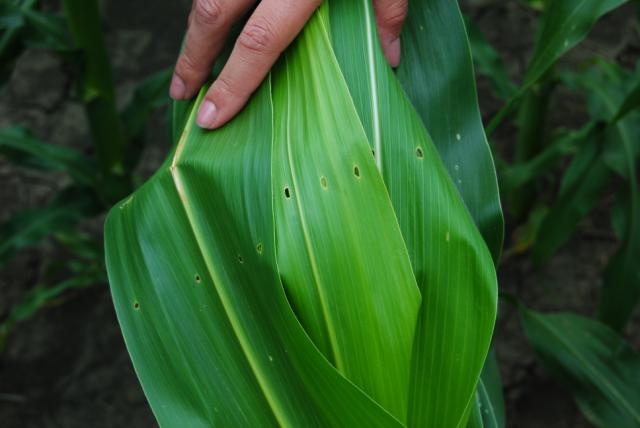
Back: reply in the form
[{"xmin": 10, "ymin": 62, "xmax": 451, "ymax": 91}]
[
  {"xmin": 0, "ymin": 0, "xmax": 171, "ymax": 347},
  {"xmin": 105, "ymin": 0, "xmax": 504, "ymax": 426},
  {"xmin": 469, "ymin": 1, "xmax": 640, "ymax": 427}
]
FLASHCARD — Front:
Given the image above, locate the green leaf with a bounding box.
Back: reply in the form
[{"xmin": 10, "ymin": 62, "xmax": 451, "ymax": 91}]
[
  {"xmin": 398, "ymin": 0, "xmax": 504, "ymax": 263},
  {"xmin": 21, "ymin": 9, "xmax": 73, "ymax": 51},
  {"xmin": 500, "ymin": 124, "xmax": 596, "ymax": 192},
  {"xmin": 532, "ymin": 137, "xmax": 611, "ymax": 265},
  {"xmin": 520, "ymin": 308, "xmax": 640, "ymax": 428},
  {"xmin": 557, "ymin": 61, "xmax": 640, "ymax": 330},
  {"xmin": 464, "ymin": 16, "xmax": 518, "ymax": 100},
  {"xmin": 106, "ymin": 3, "xmax": 501, "ymax": 425},
  {"xmin": 330, "ymin": 1, "xmax": 498, "ymax": 426},
  {"xmin": 121, "ymin": 67, "xmax": 172, "ymax": 141},
  {"xmin": 467, "ymin": 349, "xmax": 506, "ymax": 428},
  {"xmin": 0, "ymin": 262, "xmax": 102, "ymax": 351},
  {"xmin": 0, "ymin": 187, "xmax": 100, "ymax": 267},
  {"xmin": 106, "ymin": 9, "xmax": 416, "ymax": 426},
  {"xmin": 488, "ymin": 0, "xmax": 629, "ymax": 133},
  {"xmin": 272, "ymin": 7, "xmax": 420, "ymax": 421},
  {"xmin": 0, "ymin": 126, "xmax": 96, "ymax": 185}
]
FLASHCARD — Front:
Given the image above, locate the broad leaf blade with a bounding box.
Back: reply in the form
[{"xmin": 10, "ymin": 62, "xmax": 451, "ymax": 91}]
[
  {"xmin": 398, "ymin": 0, "xmax": 504, "ymax": 262},
  {"xmin": 329, "ymin": 1, "xmax": 498, "ymax": 426},
  {"xmin": 488, "ymin": 0, "xmax": 629, "ymax": 132},
  {"xmin": 272, "ymin": 8, "xmax": 419, "ymax": 421},
  {"xmin": 520, "ymin": 308, "xmax": 640, "ymax": 428},
  {"xmin": 0, "ymin": 126, "xmax": 95, "ymax": 186},
  {"xmin": 0, "ymin": 186, "xmax": 99, "ymax": 267},
  {"xmin": 105, "ymin": 10, "xmax": 406, "ymax": 427}
]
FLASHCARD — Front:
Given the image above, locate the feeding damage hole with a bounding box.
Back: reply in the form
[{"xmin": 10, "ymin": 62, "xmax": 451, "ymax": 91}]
[
  {"xmin": 353, "ymin": 165, "xmax": 361, "ymax": 178},
  {"xmin": 320, "ymin": 176, "xmax": 328, "ymax": 189},
  {"xmin": 284, "ymin": 186, "xmax": 291, "ymax": 199},
  {"xmin": 256, "ymin": 242, "xmax": 263, "ymax": 255},
  {"xmin": 238, "ymin": 254, "xmax": 245, "ymax": 264},
  {"xmin": 133, "ymin": 301, "xmax": 140, "ymax": 310},
  {"xmin": 416, "ymin": 147, "xmax": 424, "ymax": 159},
  {"xmin": 195, "ymin": 274, "xmax": 201, "ymax": 284}
]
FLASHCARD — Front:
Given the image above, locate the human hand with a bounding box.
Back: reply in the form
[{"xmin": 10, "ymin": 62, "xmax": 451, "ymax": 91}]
[{"xmin": 170, "ymin": 0, "xmax": 408, "ymax": 130}]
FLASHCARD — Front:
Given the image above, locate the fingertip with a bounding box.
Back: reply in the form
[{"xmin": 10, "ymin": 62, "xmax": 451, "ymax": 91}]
[
  {"xmin": 196, "ymin": 99, "xmax": 218, "ymax": 129},
  {"xmin": 169, "ymin": 73, "xmax": 187, "ymax": 100},
  {"xmin": 384, "ymin": 37, "xmax": 401, "ymax": 68}
]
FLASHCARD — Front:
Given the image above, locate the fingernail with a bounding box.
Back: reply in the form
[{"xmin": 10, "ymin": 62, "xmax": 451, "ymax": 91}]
[
  {"xmin": 169, "ymin": 74, "xmax": 186, "ymax": 99},
  {"xmin": 197, "ymin": 100, "xmax": 218, "ymax": 129}
]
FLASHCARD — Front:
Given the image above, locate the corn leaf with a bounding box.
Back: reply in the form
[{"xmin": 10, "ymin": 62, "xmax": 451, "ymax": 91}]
[
  {"xmin": 0, "ymin": 126, "xmax": 95, "ymax": 186},
  {"xmin": 397, "ymin": 0, "xmax": 504, "ymax": 262},
  {"xmin": 467, "ymin": 349, "xmax": 506, "ymax": 428},
  {"xmin": 106, "ymin": 83, "xmax": 404, "ymax": 427},
  {"xmin": 488, "ymin": 0, "xmax": 629, "ymax": 133},
  {"xmin": 271, "ymin": 7, "xmax": 420, "ymax": 421},
  {"xmin": 464, "ymin": 16, "xmax": 518, "ymax": 101},
  {"xmin": 105, "ymin": 9, "xmax": 416, "ymax": 426},
  {"xmin": 500, "ymin": 124, "xmax": 596, "ymax": 192},
  {"xmin": 120, "ymin": 67, "xmax": 172, "ymax": 141},
  {"xmin": 329, "ymin": 1, "xmax": 498, "ymax": 426},
  {"xmin": 0, "ymin": 186, "xmax": 99, "ymax": 267},
  {"xmin": 520, "ymin": 308, "xmax": 640, "ymax": 428},
  {"xmin": 532, "ymin": 137, "xmax": 611, "ymax": 264},
  {"xmin": 105, "ymin": 3, "xmax": 499, "ymax": 426}
]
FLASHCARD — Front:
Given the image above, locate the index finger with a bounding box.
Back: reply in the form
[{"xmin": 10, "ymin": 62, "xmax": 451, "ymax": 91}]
[{"xmin": 196, "ymin": 0, "xmax": 321, "ymax": 129}]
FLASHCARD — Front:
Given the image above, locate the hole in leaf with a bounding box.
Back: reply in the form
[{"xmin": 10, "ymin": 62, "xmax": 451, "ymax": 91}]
[
  {"xmin": 284, "ymin": 187, "xmax": 291, "ymax": 199},
  {"xmin": 416, "ymin": 147, "xmax": 424, "ymax": 159},
  {"xmin": 195, "ymin": 274, "xmax": 201, "ymax": 283},
  {"xmin": 256, "ymin": 242, "xmax": 263, "ymax": 255},
  {"xmin": 133, "ymin": 301, "xmax": 140, "ymax": 310},
  {"xmin": 353, "ymin": 165, "xmax": 360, "ymax": 178},
  {"xmin": 320, "ymin": 176, "xmax": 328, "ymax": 189},
  {"xmin": 238, "ymin": 254, "xmax": 244, "ymax": 264}
]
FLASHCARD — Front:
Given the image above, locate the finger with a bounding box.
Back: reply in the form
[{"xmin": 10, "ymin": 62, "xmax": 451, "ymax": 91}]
[
  {"xmin": 373, "ymin": 0, "xmax": 408, "ymax": 68},
  {"xmin": 196, "ymin": 0, "xmax": 321, "ymax": 129},
  {"xmin": 170, "ymin": 0, "xmax": 255, "ymax": 100}
]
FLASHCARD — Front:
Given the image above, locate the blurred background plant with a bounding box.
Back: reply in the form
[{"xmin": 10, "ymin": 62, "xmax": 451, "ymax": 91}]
[
  {"xmin": 467, "ymin": 0, "xmax": 640, "ymax": 427},
  {"xmin": 0, "ymin": 0, "xmax": 172, "ymax": 350},
  {"xmin": 0, "ymin": 0, "xmax": 638, "ymax": 427}
]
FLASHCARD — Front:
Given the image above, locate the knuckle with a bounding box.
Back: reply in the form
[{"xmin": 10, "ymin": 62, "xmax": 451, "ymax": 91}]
[
  {"xmin": 213, "ymin": 75, "xmax": 236, "ymax": 98},
  {"xmin": 194, "ymin": 0, "xmax": 225, "ymax": 26},
  {"xmin": 238, "ymin": 19, "xmax": 279, "ymax": 54},
  {"xmin": 178, "ymin": 50, "xmax": 204, "ymax": 76}
]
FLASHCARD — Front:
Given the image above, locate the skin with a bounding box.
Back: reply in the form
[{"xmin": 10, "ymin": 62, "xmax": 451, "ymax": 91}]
[{"xmin": 170, "ymin": 0, "xmax": 408, "ymax": 129}]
